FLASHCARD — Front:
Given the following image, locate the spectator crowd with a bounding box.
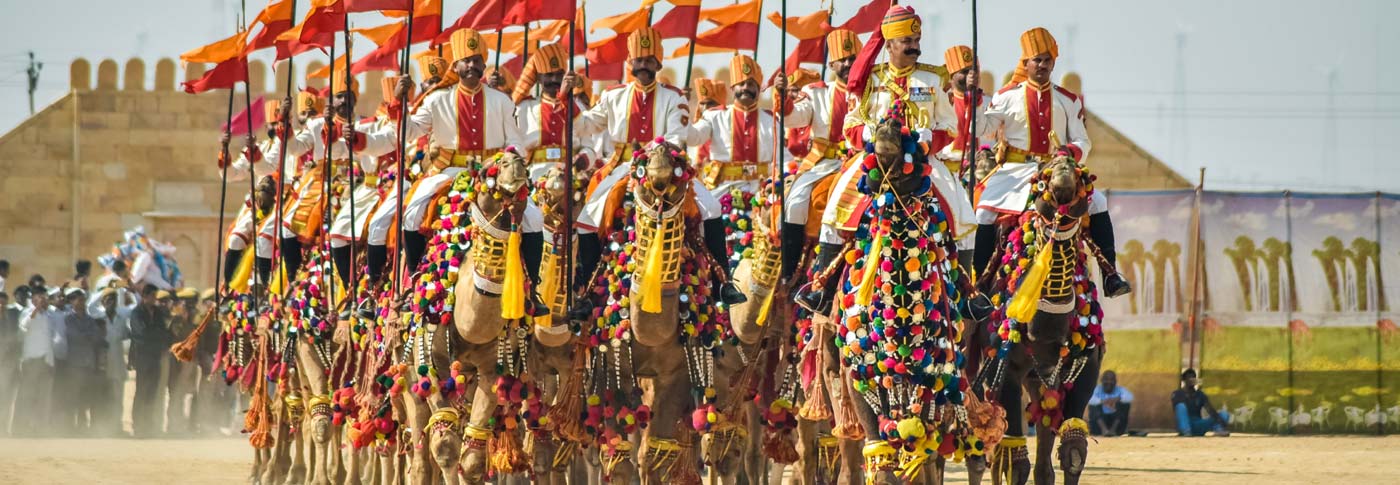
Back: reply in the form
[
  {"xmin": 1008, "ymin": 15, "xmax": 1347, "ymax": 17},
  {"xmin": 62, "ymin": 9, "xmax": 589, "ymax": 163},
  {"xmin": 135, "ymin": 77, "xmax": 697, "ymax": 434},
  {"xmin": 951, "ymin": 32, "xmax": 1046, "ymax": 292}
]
[{"xmin": 0, "ymin": 259, "xmax": 235, "ymax": 438}]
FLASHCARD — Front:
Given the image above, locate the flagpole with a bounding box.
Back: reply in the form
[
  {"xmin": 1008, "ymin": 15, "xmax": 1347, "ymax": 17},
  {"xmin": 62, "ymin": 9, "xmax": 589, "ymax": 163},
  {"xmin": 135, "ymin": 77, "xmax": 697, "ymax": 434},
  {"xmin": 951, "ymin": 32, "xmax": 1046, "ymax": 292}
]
[
  {"xmin": 343, "ymin": 3, "xmax": 357, "ymax": 323},
  {"xmin": 215, "ymin": 83, "xmax": 236, "ymax": 299},
  {"xmin": 961, "ymin": 0, "xmax": 978, "ymax": 203},
  {"xmin": 393, "ymin": 0, "xmax": 416, "ymax": 300},
  {"xmin": 275, "ymin": 0, "xmax": 300, "ymax": 302},
  {"xmin": 323, "ymin": 28, "xmax": 337, "ymax": 321},
  {"xmin": 819, "ymin": 2, "xmax": 833, "ymax": 80},
  {"xmin": 239, "ymin": 0, "xmax": 260, "ymax": 348},
  {"xmin": 563, "ymin": 0, "xmax": 576, "ymax": 327},
  {"xmin": 494, "ymin": 0, "xmax": 508, "ymax": 70},
  {"xmin": 580, "ymin": 1, "xmax": 590, "ymax": 76},
  {"xmin": 682, "ymin": 9, "xmax": 698, "ymax": 89},
  {"xmin": 775, "ymin": 0, "xmax": 786, "ymax": 250}
]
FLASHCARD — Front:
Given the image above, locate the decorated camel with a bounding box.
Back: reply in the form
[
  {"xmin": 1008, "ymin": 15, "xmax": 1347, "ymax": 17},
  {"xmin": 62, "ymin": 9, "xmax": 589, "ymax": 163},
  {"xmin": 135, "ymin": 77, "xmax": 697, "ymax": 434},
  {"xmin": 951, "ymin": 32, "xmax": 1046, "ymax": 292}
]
[{"xmin": 973, "ymin": 155, "xmax": 1106, "ymax": 485}]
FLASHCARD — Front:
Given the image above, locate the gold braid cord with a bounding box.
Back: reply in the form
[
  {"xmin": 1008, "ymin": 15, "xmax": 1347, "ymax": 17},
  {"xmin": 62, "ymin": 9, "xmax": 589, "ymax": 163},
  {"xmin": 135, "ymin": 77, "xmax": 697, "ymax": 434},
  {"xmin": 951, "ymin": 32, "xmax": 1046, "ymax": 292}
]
[
  {"xmin": 993, "ymin": 436, "xmax": 1029, "ymax": 485},
  {"xmin": 861, "ymin": 440, "xmax": 897, "ymax": 484}
]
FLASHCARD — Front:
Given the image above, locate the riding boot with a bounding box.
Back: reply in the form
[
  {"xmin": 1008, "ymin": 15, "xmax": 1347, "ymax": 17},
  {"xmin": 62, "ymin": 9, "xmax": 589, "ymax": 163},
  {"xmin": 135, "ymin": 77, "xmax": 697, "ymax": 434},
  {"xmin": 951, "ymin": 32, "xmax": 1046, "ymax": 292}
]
[
  {"xmin": 366, "ymin": 244, "xmax": 388, "ymax": 283},
  {"xmin": 568, "ymin": 233, "xmax": 602, "ymax": 321},
  {"xmin": 223, "ymin": 249, "xmax": 244, "ymax": 285},
  {"xmin": 521, "ymin": 231, "xmax": 548, "ymax": 317},
  {"xmin": 280, "ymin": 237, "xmax": 303, "ymax": 279},
  {"xmin": 255, "ymin": 256, "xmax": 273, "ymax": 289},
  {"xmin": 796, "ymin": 242, "xmax": 844, "ymax": 314},
  {"xmin": 973, "ymin": 223, "xmax": 999, "ymax": 282},
  {"xmin": 1088, "ymin": 212, "xmax": 1131, "ymax": 298},
  {"xmin": 331, "ymin": 245, "xmax": 353, "ymax": 289},
  {"xmin": 703, "ymin": 217, "xmax": 747, "ymax": 305},
  {"xmin": 402, "ymin": 231, "xmax": 428, "ymax": 276},
  {"xmin": 779, "ymin": 223, "xmax": 807, "ymax": 284}
]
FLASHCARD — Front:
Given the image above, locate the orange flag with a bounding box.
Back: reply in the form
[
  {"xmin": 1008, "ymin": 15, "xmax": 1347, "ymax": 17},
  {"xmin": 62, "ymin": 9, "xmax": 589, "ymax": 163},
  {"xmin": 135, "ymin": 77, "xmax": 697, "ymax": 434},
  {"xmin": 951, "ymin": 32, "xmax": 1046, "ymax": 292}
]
[
  {"xmin": 766, "ymin": 10, "xmax": 830, "ymax": 40},
  {"xmin": 699, "ymin": 0, "xmax": 760, "ymax": 26},
  {"xmin": 307, "ymin": 54, "xmax": 351, "ymax": 79},
  {"xmin": 354, "ymin": 23, "xmax": 404, "ymax": 47},
  {"xmin": 181, "ymin": 31, "xmax": 250, "ymax": 65},
  {"xmin": 590, "ymin": 6, "xmax": 649, "ymax": 34}
]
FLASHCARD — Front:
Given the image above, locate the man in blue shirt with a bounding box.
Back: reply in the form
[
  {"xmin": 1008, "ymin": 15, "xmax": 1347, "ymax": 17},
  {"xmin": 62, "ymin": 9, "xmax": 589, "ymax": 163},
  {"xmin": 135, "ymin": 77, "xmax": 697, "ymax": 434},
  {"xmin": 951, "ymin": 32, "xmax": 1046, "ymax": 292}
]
[{"xmin": 1089, "ymin": 370, "xmax": 1134, "ymax": 436}]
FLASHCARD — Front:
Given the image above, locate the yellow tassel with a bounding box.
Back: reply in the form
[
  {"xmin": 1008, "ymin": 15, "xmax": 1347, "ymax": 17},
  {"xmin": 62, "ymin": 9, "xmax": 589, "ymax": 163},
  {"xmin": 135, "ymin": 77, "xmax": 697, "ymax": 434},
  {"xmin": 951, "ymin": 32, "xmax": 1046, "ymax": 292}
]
[
  {"xmin": 268, "ymin": 261, "xmax": 285, "ymax": 295},
  {"xmin": 855, "ymin": 235, "xmax": 883, "ymax": 307},
  {"xmin": 536, "ymin": 257, "xmax": 560, "ymax": 327},
  {"xmin": 1007, "ymin": 242, "xmax": 1052, "ymax": 322},
  {"xmin": 229, "ymin": 248, "xmax": 257, "ymax": 293},
  {"xmin": 755, "ymin": 287, "xmax": 775, "ymax": 326},
  {"xmin": 640, "ymin": 224, "xmax": 665, "ymax": 313},
  {"xmin": 502, "ymin": 231, "xmax": 526, "ymax": 319}
]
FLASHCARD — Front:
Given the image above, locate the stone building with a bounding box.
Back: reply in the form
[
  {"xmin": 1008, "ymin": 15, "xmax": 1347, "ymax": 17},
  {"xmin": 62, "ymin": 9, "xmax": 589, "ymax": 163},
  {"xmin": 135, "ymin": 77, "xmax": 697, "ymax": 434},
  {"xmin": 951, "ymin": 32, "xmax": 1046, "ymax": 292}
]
[{"xmin": 0, "ymin": 58, "xmax": 1184, "ymax": 288}]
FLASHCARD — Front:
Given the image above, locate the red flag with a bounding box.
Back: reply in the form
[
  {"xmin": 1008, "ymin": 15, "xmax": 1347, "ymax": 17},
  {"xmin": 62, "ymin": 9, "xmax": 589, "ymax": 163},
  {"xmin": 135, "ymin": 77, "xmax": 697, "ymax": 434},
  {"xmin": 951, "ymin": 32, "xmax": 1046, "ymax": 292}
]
[
  {"xmin": 345, "ymin": 0, "xmax": 410, "ymax": 12},
  {"xmin": 182, "ymin": 57, "xmax": 250, "ymax": 94},
  {"xmin": 350, "ymin": 16, "xmax": 441, "ymax": 75},
  {"xmin": 585, "ymin": 34, "xmax": 630, "ymax": 65},
  {"xmin": 222, "ymin": 95, "xmax": 267, "ymax": 135},
  {"xmin": 838, "ymin": 0, "xmax": 891, "ymax": 33},
  {"xmin": 589, "ymin": 61, "xmax": 624, "ymax": 83},
  {"xmin": 502, "ymin": 0, "xmax": 574, "ymax": 26},
  {"xmin": 784, "ymin": 37, "xmax": 825, "ymax": 73},
  {"xmin": 501, "ymin": 54, "xmax": 526, "ymax": 78},
  {"xmin": 245, "ymin": 0, "xmax": 296, "ymax": 54},
  {"xmin": 693, "ymin": 22, "xmax": 759, "ymax": 51},
  {"xmin": 298, "ymin": 0, "xmax": 346, "ymax": 47},
  {"xmin": 435, "ymin": 0, "xmax": 508, "ymax": 46},
  {"xmin": 653, "ymin": 5, "xmax": 701, "ymax": 40}
]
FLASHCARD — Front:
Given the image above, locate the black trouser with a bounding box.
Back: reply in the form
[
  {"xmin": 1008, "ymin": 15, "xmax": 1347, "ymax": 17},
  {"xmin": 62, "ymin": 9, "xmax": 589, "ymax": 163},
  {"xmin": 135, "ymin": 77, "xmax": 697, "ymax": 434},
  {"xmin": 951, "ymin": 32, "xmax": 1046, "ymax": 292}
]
[
  {"xmin": 1089, "ymin": 403, "xmax": 1131, "ymax": 436},
  {"xmin": 131, "ymin": 356, "xmax": 164, "ymax": 437}
]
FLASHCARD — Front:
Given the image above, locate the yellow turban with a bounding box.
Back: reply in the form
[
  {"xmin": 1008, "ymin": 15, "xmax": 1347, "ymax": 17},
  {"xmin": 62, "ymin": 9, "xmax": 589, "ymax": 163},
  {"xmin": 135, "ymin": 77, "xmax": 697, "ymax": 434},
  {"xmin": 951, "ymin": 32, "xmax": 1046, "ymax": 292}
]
[
  {"xmin": 330, "ymin": 68, "xmax": 358, "ymax": 94},
  {"xmin": 513, "ymin": 43, "xmax": 569, "ymax": 103},
  {"xmin": 1020, "ymin": 27, "xmax": 1059, "ymax": 60},
  {"xmin": 627, "ymin": 27, "xmax": 663, "ymax": 61},
  {"xmin": 788, "ymin": 68, "xmax": 821, "ymax": 90},
  {"xmin": 879, "ymin": 5, "xmax": 921, "ymax": 41},
  {"xmin": 450, "ymin": 29, "xmax": 487, "ymax": 62},
  {"xmin": 729, "ymin": 54, "xmax": 761, "ymax": 87},
  {"xmin": 826, "ymin": 29, "xmax": 862, "ymax": 62},
  {"xmin": 416, "ymin": 55, "xmax": 448, "ymax": 81},
  {"xmin": 693, "ymin": 78, "xmax": 719, "ymax": 104},
  {"xmin": 944, "ymin": 45, "xmax": 975, "ymax": 74},
  {"xmin": 263, "ymin": 99, "xmax": 281, "ymax": 124},
  {"xmin": 297, "ymin": 88, "xmax": 323, "ymax": 114}
]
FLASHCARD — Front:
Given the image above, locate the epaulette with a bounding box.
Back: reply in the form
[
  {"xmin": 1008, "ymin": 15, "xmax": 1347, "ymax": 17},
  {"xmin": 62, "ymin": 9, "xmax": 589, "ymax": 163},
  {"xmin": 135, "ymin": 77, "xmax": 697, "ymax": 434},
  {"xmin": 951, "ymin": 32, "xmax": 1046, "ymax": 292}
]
[
  {"xmin": 807, "ymin": 81, "xmax": 828, "ymax": 90},
  {"xmin": 916, "ymin": 63, "xmax": 948, "ymax": 76},
  {"xmin": 1054, "ymin": 85, "xmax": 1079, "ymax": 102},
  {"xmin": 660, "ymin": 84, "xmax": 685, "ymax": 95},
  {"xmin": 997, "ymin": 82, "xmax": 1022, "ymax": 95},
  {"xmin": 706, "ymin": 106, "xmax": 726, "ymax": 112},
  {"xmin": 359, "ymin": 116, "xmax": 377, "ymax": 124},
  {"xmin": 603, "ymin": 84, "xmax": 628, "ymax": 92}
]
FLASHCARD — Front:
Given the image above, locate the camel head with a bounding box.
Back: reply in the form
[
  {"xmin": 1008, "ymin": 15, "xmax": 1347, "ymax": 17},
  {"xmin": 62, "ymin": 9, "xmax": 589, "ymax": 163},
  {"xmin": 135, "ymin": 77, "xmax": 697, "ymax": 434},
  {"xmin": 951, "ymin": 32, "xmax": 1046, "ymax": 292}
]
[
  {"xmin": 633, "ymin": 140, "xmax": 691, "ymax": 206},
  {"xmin": 534, "ymin": 164, "xmax": 574, "ymax": 231},
  {"xmin": 866, "ymin": 114, "xmax": 926, "ymax": 197},
  {"xmin": 474, "ymin": 149, "xmax": 532, "ymax": 226},
  {"xmin": 1033, "ymin": 154, "xmax": 1093, "ymax": 220}
]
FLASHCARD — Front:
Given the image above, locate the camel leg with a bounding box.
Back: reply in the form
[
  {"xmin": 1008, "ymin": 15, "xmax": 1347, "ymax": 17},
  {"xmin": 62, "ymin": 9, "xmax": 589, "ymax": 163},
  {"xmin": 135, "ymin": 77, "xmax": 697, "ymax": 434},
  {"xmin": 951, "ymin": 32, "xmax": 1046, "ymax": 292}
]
[
  {"xmin": 837, "ymin": 438, "xmax": 862, "ymax": 485},
  {"xmin": 1057, "ymin": 350, "xmax": 1100, "ymax": 485},
  {"xmin": 455, "ymin": 373, "xmax": 497, "ymax": 484},
  {"xmin": 402, "ymin": 396, "xmax": 436, "ymax": 485},
  {"xmin": 640, "ymin": 372, "xmax": 690, "ymax": 484},
  {"xmin": 262, "ymin": 419, "xmax": 291, "ymax": 485},
  {"xmin": 329, "ymin": 425, "xmax": 347, "ymax": 485},
  {"xmin": 345, "ymin": 438, "xmax": 365, "ymax": 485},
  {"xmin": 992, "ymin": 356, "xmax": 1030, "ymax": 485},
  {"xmin": 966, "ymin": 453, "xmax": 988, "ymax": 485},
  {"xmin": 284, "ymin": 423, "xmax": 308, "ymax": 485},
  {"xmin": 793, "ymin": 420, "xmax": 818, "ymax": 485},
  {"xmin": 251, "ymin": 445, "xmax": 267, "ymax": 484}
]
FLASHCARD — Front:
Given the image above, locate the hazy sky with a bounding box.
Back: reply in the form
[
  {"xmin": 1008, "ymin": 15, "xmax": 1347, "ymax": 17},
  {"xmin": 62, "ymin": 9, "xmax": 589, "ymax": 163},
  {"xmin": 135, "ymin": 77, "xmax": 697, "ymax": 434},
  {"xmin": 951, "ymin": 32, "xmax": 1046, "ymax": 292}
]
[{"xmin": 3, "ymin": 0, "xmax": 1397, "ymax": 192}]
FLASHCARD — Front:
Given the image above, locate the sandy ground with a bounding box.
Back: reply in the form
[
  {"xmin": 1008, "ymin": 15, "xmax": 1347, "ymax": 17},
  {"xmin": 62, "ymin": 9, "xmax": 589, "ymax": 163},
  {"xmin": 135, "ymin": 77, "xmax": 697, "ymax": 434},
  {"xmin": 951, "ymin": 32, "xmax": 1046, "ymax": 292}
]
[{"xmin": 0, "ymin": 434, "xmax": 1396, "ymax": 484}]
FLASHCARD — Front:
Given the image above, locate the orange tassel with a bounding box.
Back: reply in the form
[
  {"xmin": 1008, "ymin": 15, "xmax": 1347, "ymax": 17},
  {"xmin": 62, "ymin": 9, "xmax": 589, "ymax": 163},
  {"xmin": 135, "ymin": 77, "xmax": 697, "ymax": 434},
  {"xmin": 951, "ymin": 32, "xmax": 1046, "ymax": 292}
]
[
  {"xmin": 545, "ymin": 342, "xmax": 588, "ymax": 442},
  {"xmin": 832, "ymin": 374, "xmax": 864, "ymax": 441},
  {"xmin": 169, "ymin": 304, "xmax": 218, "ymax": 363},
  {"xmin": 797, "ymin": 324, "xmax": 833, "ymax": 422},
  {"xmin": 488, "ymin": 430, "xmax": 530, "ymax": 473},
  {"xmin": 666, "ymin": 427, "xmax": 702, "ymax": 485},
  {"xmin": 763, "ymin": 430, "xmax": 800, "ymax": 464}
]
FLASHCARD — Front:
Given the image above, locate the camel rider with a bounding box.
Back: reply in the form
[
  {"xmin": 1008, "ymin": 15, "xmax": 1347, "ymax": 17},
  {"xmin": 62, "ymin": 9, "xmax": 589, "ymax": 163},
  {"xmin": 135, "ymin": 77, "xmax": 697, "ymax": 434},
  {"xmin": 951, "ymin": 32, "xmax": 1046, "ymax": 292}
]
[
  {"xmin": 685, "ymin": 54, "xmax": 778, "ymax": 266},
  {"xmin": 512, "ymin": 42, "xmax": 597, "ymax": 181},
  {"xmin": 970, "ymin": 27, "xmax": 1130, "ymax": 297},
  {"xmin": 253, "ymin": 70, "xmax": 397, "ymax": 289},
  {"xmin": 689, "ymin": 77, "xmax": 725, "ymax": 170},
  {"xmin": 364, "ymin": 55, "xmax": 446, "ymax": 283},
  {"xmin": 800, "ymin": 6, "xmax": 978, "ymax": 312},
  {"xmin": 344, "ymin": 75, "xmax": 411, "ymax": 287},
  {"xmin": 389, "ymin": 29, "xmax": 549, "ymax": 316},
  {"xmin": 771, "ymin": 28, "xmax": 863, "ymax": 283},
  {"xmin": 939, "ymin": 45, "xmax": 992, "ymax": 264},
  {"xmin": 216, "ymin": 99, "xmax": 295, "ymax": 286},
  {"xmin": 562, "ymin": 27, "xmax": 745, "ymax": 308}
]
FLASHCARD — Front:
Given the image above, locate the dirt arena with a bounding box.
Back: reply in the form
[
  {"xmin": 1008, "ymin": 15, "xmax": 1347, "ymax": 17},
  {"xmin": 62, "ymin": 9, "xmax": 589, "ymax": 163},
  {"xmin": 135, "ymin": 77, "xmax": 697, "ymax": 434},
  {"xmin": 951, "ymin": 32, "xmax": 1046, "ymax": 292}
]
[{"xmin": 0, "ymin": 434, "xmax": 1394, "ymax": 484}]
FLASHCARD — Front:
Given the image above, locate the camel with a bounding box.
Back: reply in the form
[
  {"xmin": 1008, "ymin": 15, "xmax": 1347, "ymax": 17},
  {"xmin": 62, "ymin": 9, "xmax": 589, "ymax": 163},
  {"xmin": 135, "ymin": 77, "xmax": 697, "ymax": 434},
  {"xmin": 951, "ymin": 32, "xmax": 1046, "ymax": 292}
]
[{"xmin": 975, "ymin": 155, "xmax": 1106, "ymax": 485}]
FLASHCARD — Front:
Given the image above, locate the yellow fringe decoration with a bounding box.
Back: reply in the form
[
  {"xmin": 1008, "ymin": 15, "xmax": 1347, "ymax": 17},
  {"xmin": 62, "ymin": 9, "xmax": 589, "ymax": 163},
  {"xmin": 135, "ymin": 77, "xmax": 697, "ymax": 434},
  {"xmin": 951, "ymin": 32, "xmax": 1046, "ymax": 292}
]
[
  {"xmin": 862, "ymin": 440, "xmax": 897, "ymax": 485},
  {"xmin": 640, "ymin": 220, "xmax": 665, "ymax": 313},
  {"xmin": 536, "ymin": 254, "xmax": 560, "ymax": 328},
  {"xmin": 1007, "ymin": 241, "xmax": 1052, "ymax": 322},
  {"xmin": 855, "ymin": 235, "xmax": 883, "ymax": 306},
  {"xmin": 229, "ymin": 247, "xmax": 257, "ymax": 293},
  {"xmin": 755, "ymin": 286, "xmax": 776, "ymax": 326},
  {"xmin": 501, "ymin": 231, "xmax": 526, "ymax": 319}
]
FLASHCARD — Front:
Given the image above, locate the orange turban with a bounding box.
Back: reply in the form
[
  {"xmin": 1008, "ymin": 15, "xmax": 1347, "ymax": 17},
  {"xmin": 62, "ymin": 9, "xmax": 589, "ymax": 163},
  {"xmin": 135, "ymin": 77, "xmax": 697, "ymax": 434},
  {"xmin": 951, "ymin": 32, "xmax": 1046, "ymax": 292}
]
[
  {"xmin": 416, "ymin": 55, "xmax": 448, "ymax": 81},
  {"xmin": 788, "ymin": 68, "xmax": 821, "ymax": 90},
  {"xmin": 331, "ymin": 69, "xmax": 358, "ymax": 94},
  {"xmin": 513, "ymin": 43, "xmax": 569, "ymax": 103},
  {"xmin": 693, "ymin": 78, "xmax": 719, "ymax": 103},
  {"xmin": 880, "ymin": 5, "xmax": 921, "ymax": 40},
  {"xmin": 297, "ymin": 88, "xmax": 323, "ymax": 114},
  {"xmin": 729, "ymin": 54, "xmax": 761, "ymax": 86},
  {"xmin": 944, "ymin": 45, "xmax": 975, "ymax": 74},
  {"xmin": 451, "ymin": 29, "xmax": 488, "ymax": 62},
  {"xmin": 627, "ymin": 27, "xmax": 663, "ymax": 61},
  {"xmin": 1020, "ymin": 27, "xmax": 1058, "ymax": 60},
  {"xmin": 381, "ymin": 75, "xmax": 414, "ymax": 103},
  {"xmin": 263, "ymin": 99, "xmax": 281, "ymax": 124},
  {"xmin": 826, "ymin": 29, "xmax": 862, "ymax": 61}
]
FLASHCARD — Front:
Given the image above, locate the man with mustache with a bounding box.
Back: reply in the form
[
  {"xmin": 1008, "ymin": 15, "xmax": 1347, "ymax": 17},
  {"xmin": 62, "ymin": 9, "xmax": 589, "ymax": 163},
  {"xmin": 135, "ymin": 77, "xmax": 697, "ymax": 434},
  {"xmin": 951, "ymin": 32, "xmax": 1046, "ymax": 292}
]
[
  {"xmin": 971, "ymin": 27, "xmax": 1131, "ymax": 298},
  {"xmin": 215, "ymin": 99, "xmax": 297, "ymax": 287},
  {"xmin": 562, "ymin": 28, "xmax": 745, "ymax": 307},
  {"xmin": 512, "ymin": 42, "xmax": 597, "ymax": 180},
  {"xmin": 772, "ymin": 29, "xmax": 863, "ymax": 284},
  {"xmin": 256, "ymin": 69, "xmax": 398, "ymax": 288},
  {"xmin": 391, "ymin": 28, "xmax": 548, "ymax": 315}
]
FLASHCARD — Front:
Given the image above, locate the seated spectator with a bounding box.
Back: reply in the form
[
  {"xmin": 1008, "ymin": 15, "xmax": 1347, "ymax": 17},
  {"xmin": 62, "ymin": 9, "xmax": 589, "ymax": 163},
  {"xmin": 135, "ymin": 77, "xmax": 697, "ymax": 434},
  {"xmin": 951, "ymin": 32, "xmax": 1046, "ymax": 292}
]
[
  {"xmin": 1171, "ymin": 369, "xmax": 1230, "ymax": 436},
  {"xmin": 1089, "ymin": 370, "xmax": 1133, "ymax": 436}
]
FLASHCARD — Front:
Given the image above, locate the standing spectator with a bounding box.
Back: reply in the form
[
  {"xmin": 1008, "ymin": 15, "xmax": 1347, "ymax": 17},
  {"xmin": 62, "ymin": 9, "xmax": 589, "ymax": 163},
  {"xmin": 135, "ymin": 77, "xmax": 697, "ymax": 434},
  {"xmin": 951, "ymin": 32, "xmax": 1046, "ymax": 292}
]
[
  {"xmin": 70, "ymin": 260, "xmax": 93, "ymax": 293},
  {"xmin": 1089, "ymin": 370, "xmax": 1134, "ymax": 436},
  {"xmin": 89, "ymin": 286, "xmax": 136, "ymax": 437},
  {"xmin": 130, "ymin": 285, "xmax": 172, "ymax": 438},
  {"xmin": 0, "ymin": 259, "xmax": 9, "ymax": 292},
  {"xmin": 1172, "ymin": 369, "xmax": 1231, "ymax": 437},
  {"xmin": 16, "ymin": 286, "xmax": 60, "ymax": 436},
  {"xmin": 62, "ymin": 288, "xmax": 106, "ymax": 436},
  {"xmin": 95, "ymin": 260, "xmax": 129, "ymax": 291},
  {"xmin": 0, "ymin": 289, "xmax": 20, "ymax": 434},
  {"xmin": 165, "ymin": 288, "xmax": 199, "ymax": 435},
  {"xmin": 27, "ymin": 274, "xmax": 47, "ymax": 293},
  {"xmin": 48, "ymin": 288, "xmax": 81, "ymax": 431}
]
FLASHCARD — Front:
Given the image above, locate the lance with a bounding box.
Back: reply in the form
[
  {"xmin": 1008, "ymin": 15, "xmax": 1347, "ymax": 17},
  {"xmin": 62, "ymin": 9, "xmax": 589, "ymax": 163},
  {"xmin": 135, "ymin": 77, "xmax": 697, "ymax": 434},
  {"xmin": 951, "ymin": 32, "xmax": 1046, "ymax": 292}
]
[
  {"xmin": 322, "ymin": 24, "xmax": 337, "ymax": 318},
  {"xmin": 581, "ymin": 2, "xmax": 590, "ymax": 76},
  {"xmin": 494, "ymin": 0, "xmax": 508, "ymax": 69},
  {"xmin": 239, "ymin": 0, "xmax": 261, "ymax": 335},
  {"xmin": 775, "ymin": 0, "xmax": 786, "ymax": 231},
  {"xmin": 563, "ymin": 1, "xmax": 577, "ymax": 322},
  {"xmin": 342, "ymin": 3, "xmax": 357, "ymax": 320},
  {"xmin": 393, "ymin": 0, "xmax": 416, "ymax": 296},
  {"xmin": 274, "ymin": 0, "xmax": 300, "ymax": 301},
  {"xmin": 961, "ymin": 0, "xmax": 979, "ymax": 203},
  {"xmin": 819, "ymin": 2, "xmax": 833, "ymax": 80},
  {"xmin": 682, "ymin": 1, "xmax": 698, "ymax": 89},
  {"xmin": 213, "ymin": 74, "xmax": 235, "ymax": 300}
]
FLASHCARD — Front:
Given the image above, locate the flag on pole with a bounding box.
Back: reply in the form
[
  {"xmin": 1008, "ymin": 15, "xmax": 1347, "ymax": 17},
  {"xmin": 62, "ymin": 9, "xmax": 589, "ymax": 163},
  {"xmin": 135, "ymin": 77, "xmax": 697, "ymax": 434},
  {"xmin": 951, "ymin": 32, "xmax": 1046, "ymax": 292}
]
[
  {"xmin": 182, "ymin": 57, "xmax": 250, "ymax": 94},
  {"xmin": 222, "ymin": 95, "xmax": 267, "ymax": 135},
  {"xmin": 502, "ymin": 0, "xmax": 575, "ymax": 25},
  {"xmin": 344, "ymin": 0, "xmax": 411, "ymax": 12},
  {"xmin": 181, "ymin": 31, "xmax": 250, "ymax": 65},
  {"xmin": 653, "ymin": 1, "xmax": 701, "ymax": 40},
  {"xmin": 767, "ymin": 10, "xmax": 831, "ymax": 72},
  {"xmin": 296, "ymin": 0, "xmax": 346, "ymax": 47},
  {"xmin": 244, "ymin": 0, "xmax": 296, "ymax": 54},
  {"xmin": 590, "ymin": 6, "xmax": 649, "ymax": 34},
  {"xmin": 838, "ymin": 0, "xmax": 891, "ymax": 33},
  {"xmin": 434, "ymin": 0, "xmax": 508, "ymax": 46}
]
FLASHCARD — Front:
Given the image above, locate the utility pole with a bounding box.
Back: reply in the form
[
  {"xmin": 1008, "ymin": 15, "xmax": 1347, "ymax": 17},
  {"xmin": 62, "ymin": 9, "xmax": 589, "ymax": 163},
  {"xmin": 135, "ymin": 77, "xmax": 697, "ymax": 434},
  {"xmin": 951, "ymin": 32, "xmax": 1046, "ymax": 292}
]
[{"xmin": 26, "ymin": 51, "xmax": 42, "ymax": 115}]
